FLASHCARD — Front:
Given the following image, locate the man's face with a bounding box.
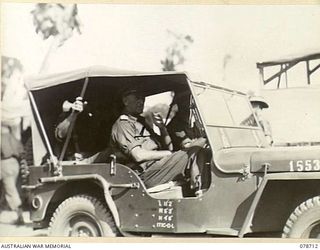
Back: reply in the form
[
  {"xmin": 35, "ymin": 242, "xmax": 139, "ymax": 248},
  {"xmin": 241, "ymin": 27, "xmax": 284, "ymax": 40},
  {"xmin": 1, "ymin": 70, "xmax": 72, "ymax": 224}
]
[
  {"xmin": 123, "ymin": 94, "xmax": 145, "ymax": 116},
  {"xmin": 252, "ymin": 103, "xmax": 262, "ymax": 117}
]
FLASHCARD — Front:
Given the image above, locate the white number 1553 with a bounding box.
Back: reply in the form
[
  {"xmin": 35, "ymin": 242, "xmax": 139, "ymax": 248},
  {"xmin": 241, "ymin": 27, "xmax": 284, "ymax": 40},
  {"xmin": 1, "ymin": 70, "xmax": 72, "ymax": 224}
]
[{"xmin": 289, "ymin": 160, "xmax": 320, "ymax": 172}]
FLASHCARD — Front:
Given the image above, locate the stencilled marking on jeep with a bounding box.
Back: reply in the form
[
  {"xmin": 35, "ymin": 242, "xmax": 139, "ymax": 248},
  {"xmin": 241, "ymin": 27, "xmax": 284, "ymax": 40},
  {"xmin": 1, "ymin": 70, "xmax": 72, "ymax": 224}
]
[
  {"xmin": 156, "ymin": 200, "xmax": 175, "ymax": 229},
  {"xmin": 289, "ymin": 160, "xmax": 320, "ymax": 172}
]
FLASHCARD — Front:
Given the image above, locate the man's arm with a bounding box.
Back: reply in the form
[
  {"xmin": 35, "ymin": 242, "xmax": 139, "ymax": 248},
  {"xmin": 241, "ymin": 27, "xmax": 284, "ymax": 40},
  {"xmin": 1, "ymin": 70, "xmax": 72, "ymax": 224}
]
[
  {"xmin": 55, "ymin": 115, "xmax": 73, "ymax": 140},
  {"xmin": 130, "ymin": 147, "xmax": 172, "ymax": 163},
  {"xmin": 55, "ymin": 97, "xmax": 84, "ymax": 140},
  {"xmin": 262, "ymin": 119, "xmax": 273, "ymax": 145}
]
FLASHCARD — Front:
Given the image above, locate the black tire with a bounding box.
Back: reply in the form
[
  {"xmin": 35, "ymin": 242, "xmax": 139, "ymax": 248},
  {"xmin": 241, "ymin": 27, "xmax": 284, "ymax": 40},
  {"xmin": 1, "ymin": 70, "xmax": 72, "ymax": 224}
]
[
  {"xmin": 49, "ymin": 195, "xmax": 118, "ymax": 237},
  {"xmin": 283, "ymin": 196, "xmax": 320, "ymax": 238}
]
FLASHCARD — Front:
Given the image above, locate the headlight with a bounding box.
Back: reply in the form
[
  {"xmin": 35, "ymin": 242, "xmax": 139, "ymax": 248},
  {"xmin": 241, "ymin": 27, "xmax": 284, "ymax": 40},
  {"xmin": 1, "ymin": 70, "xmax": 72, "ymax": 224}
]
[{"xmin": 31, "ymin": 195, "xmax": 43, "ymax": 210}]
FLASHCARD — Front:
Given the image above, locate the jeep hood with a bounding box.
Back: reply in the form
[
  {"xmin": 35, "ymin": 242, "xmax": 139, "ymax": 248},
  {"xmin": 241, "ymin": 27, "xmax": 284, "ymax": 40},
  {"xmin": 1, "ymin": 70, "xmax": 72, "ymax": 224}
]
[
  {"xmin": 214, "ymin": 146, "xmax": 320, "ymax": 174},
  {"xmin": 250, "ymin": 146, "xmax": 320, "ymax": 173}
]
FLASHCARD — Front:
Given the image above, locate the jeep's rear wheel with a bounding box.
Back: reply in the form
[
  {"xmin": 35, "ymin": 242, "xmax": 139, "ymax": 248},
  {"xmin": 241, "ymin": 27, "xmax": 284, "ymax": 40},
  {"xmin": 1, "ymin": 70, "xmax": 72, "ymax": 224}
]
[
  {"xmin": 283, "ymin": 196, "xmax": 320, "ymax": 238},
  {"xmin": 49, "ymin": 195, "xmax": 118, "ymax": 237}
]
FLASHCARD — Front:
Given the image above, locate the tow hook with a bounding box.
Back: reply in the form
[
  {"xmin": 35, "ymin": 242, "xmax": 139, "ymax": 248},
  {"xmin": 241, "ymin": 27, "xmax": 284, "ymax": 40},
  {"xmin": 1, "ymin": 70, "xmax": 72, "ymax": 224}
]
[{"xmin": 240, "ymin": 165, "xmax": 252, "ymax": 181}]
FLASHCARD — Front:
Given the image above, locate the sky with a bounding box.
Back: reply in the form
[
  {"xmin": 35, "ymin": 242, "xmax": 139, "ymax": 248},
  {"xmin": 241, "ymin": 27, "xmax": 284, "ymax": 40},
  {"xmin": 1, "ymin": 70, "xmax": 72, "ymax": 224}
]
[
  {"xmin": 1, "ymin": 3, "xmax": 320, "ymax": 143},
  {"xmin": 2, "ymin": 3, "xmax": 320, "ymax": 92}
]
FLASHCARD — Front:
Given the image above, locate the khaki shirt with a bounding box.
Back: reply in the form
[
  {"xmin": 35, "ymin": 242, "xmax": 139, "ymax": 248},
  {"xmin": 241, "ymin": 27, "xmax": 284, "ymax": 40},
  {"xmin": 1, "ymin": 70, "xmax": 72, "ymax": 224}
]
[
  {"xmin": 259, "ymin": 118, "xmax": 273, "ymax": 138},
  {"xmin": 110, "ymin": 114, "xmax": 159, "ymax": 158}
]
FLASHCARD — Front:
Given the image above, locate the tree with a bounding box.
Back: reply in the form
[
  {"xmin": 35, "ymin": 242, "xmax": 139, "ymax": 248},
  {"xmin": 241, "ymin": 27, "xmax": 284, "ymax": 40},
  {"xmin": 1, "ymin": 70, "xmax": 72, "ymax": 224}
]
[
  {"xmin": 161, "ymin": 30, "xmax": 194, "ymax": 71},
  {"xmin": 31, "ymin": 4, "xmax": 82, "ymax": 73}
]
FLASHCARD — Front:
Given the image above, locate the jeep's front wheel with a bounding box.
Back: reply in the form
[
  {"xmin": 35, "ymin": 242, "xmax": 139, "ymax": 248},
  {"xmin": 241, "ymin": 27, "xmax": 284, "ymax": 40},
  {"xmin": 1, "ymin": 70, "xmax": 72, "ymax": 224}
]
[
  {"xmin": 283, "ymin": 196, "xmax": 320, "ymax": 238},
  {"xmin": 49, "ymin": 195, "xmax": 118, "ymax": 237}
]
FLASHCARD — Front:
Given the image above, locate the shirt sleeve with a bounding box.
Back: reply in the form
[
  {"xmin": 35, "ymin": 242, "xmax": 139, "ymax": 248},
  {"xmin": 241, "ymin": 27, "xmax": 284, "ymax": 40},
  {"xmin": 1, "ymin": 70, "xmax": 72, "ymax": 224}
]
[
  {"xmin": 54, "ymin": 112, "xmax": 70, "ymax": 141},
  {"xmin": 111, "ymin": 120, "xmax": 142, "ymax": 155},
  {"xmin": 260, "ymin": 119, "xmax": 273, "ymax": 137}
]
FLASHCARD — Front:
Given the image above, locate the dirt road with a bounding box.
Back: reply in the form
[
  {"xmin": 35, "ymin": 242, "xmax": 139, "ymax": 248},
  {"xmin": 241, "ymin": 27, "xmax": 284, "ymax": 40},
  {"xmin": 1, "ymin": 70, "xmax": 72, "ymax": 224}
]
[{"xmin": 0, "ymin": 211, "xmax": 47, "ymax": 237}]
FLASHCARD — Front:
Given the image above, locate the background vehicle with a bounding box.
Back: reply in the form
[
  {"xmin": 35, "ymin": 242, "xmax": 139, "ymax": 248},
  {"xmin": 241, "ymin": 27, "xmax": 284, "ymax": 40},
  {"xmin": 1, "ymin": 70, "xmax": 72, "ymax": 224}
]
[
  {"xmin": 22, "ymin": 66, "xmax": 320, "ymax": 238},
  {"xmin": 257, "ymin": 52, "xmax": 320, "ymax": 146}
]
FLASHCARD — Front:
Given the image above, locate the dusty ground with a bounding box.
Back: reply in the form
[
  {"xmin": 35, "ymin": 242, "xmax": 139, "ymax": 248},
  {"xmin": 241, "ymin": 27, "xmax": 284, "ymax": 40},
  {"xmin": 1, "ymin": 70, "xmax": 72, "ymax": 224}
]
[
  {"xmin": 0, "ymin": 210, "xmax": 47, "ymax": 237},
  {"xmin": 0, "ymin": 210, "xmax": 280, "ymax": 238}
]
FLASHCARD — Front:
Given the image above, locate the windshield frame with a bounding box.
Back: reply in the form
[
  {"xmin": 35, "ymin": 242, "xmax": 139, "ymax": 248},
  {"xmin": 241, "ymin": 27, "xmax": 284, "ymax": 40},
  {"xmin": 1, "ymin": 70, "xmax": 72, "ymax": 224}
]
[
  {"xmin": 190, "ymin": 82, "xmax": 261, "ymax": 130},
  {"xmin": 188, "ymin": 80, "xmax": 268, "ymax": 152}
]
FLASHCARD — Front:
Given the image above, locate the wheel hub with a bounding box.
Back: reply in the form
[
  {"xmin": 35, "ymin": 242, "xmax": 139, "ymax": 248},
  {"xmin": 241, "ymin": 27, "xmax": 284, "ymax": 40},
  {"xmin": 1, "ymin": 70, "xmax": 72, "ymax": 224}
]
[
  {"xmin": 68, "ymin": 215, "xmax": 101, "ymax": 237},
  {"xmin": 305, "ymin": 222, "xmax": 320, "ymax": 238}
]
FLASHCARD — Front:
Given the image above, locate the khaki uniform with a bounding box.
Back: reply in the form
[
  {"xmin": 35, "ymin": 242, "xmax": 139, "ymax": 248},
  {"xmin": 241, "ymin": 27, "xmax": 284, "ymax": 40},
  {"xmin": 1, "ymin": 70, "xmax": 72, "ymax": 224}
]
[
  {"xmin": 110, "ymin": 114, "xmax": 205, "ymax": 189},
  {"xmin": 258, "ymin": 118, "xmax": 273, "ymax": 145}
]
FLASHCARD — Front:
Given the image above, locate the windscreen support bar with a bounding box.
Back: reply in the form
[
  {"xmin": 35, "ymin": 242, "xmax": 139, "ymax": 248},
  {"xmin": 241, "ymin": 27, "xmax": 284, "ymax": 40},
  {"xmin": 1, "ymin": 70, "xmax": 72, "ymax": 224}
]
[
  {"xmin": 28, "ymin": 91, "xmax": 56, "ymax": 164},
  {"xmin": 58, "ymin": 77, "xmax": 89, "ymax": 163}
]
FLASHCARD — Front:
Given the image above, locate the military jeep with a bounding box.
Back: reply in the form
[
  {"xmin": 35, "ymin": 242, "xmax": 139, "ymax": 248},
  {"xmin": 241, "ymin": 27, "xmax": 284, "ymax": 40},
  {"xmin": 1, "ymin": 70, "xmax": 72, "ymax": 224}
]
[{"xmin": 22, "ymin": 66, "xmax": 320, "ymax": 238}]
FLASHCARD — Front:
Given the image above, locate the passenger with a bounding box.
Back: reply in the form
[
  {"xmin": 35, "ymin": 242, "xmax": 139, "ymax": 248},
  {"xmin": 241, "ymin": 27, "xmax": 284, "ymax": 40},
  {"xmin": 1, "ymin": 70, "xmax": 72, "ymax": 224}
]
[
  {"xmin": 166, "ymin": 95, "xmax": 211, "ymax": 189},
  {"xmin": 54, "ymin": 97, "xmax": 108, "ymax": 160},
  {"xmin": 250, "ymin": 96, "xmax": 273, "ymax": 146},
  {"xmin": 166, "ymin": 95, "xmax": 197, "ymax": 150},
  {"xmin": 54, "ymin": 97, "xmax": 84, "ymax": 160},
  {"xmin": 110, "ymin": 89, "xmax": 206, "ymax": 195}
]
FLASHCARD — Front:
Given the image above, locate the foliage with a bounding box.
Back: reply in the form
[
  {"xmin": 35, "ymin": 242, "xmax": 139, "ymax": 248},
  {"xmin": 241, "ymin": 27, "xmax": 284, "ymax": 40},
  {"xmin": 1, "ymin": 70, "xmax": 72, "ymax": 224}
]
[
  {"xmin": 31, "ymin": 3, "xmax": 81, "ymax": 46},
  {"xmin": 161, "ymin": 30, "xmax": 194, "ymax": 71}
]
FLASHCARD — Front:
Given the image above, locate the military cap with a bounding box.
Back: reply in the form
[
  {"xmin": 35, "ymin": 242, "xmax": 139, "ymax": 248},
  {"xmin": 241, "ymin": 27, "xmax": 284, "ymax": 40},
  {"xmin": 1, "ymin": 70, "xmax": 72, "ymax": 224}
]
[
  {"xmin": 249, "ymin": 96, "xmax": 269, "ymax": 109},
  {"xmin": 121, "ymin": 88, "xmax": 144, "ymax": 99}
]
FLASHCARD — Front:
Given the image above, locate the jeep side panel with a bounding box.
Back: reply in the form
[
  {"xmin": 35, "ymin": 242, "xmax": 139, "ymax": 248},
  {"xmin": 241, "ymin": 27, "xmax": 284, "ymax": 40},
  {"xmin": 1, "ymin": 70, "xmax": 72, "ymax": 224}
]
[
  {"xmin": 27, "ymin": 160, "xmax": 260, "ymax": 235},
  {"xmin": 240, "ymin": 172, "xmax": 320, "ymax": 236}
]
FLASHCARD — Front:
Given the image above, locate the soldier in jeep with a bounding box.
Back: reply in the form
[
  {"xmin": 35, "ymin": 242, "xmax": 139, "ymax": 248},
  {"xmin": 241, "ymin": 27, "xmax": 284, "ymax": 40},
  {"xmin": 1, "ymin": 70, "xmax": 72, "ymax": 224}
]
[
  {"xmin": 54, "ymin": 97, "xmax": 84, "ymax": 160},
  {"xmin": 55, "ymin": 88, "xmax": 206, "ymax": 195},
  {"xmin": 54, "ymin": 96, "xmax": 109, "ymax": 161},
  {"xmin": 249, "ymin": 96, "xmax": 273, "ymax": 145},
  {"xmin": 166, "ymin": 92, "xmax": 199, "ymax": 150},
  {"xmin": 110, "ymin": 89, "xmax": 207, "ymax": 194}
]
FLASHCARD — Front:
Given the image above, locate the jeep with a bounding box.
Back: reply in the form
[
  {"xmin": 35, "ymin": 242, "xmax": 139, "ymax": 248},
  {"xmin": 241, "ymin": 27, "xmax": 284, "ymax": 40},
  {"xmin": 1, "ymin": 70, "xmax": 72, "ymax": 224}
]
[{"xmin": 22, "ymin": 66, "xmax": 320, "ymax": 238}]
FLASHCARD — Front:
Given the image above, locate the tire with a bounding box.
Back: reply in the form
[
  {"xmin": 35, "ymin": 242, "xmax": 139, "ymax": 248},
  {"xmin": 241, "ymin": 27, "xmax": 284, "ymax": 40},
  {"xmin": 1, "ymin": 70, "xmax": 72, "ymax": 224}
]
[
  {"xmin": 49, "ymin": 195, "xmax": 118, "ymax": 237},
  {"xmin": 283, "ymin": 196, "xmax": 320, "ymax": 238}
]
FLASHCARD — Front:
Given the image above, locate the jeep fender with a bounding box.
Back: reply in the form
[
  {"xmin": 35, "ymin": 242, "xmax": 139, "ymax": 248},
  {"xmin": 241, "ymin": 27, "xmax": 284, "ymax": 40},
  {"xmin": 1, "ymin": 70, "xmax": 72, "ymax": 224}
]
[
  {"xmin": 39, "ymin": 174, "xmax": 120, "ymax": 228},
  {"xmin": 239, "ymin": 172, "xmax": 320, "ymax": 237}
]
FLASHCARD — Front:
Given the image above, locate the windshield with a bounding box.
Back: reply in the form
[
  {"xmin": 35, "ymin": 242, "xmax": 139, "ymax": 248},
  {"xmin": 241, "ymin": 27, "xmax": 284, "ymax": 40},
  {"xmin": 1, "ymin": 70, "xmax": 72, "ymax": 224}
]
[
  {"xmin": 194, "ymin": 86, "xmax": 258, "ymax": 128},
  {"xmin": 192, "ymin": 84, "xmax": 266, "ymax": 150}
]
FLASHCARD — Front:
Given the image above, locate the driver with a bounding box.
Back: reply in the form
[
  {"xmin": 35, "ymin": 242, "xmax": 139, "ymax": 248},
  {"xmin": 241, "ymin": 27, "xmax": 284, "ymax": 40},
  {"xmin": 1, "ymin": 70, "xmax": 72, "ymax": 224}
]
[{"xmin": 110, "ymin": 89, "xmax": 206, "ymax": 195}]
